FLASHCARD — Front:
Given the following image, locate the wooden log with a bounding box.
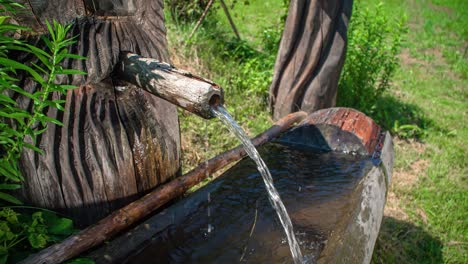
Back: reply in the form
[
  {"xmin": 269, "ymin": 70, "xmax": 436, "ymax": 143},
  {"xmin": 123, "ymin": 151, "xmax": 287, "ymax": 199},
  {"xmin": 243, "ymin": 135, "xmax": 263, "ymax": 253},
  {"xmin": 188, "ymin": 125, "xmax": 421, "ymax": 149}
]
[
  {"xmin": 116, "ymin": 53, "xmax": 223, "ymax": 119},
  {"xmin": 188, "ymin": 0, "xmax": 215, "ymax": 40},
  {"xmin": 20, "ymin": 111, "xmax": 307, "ymax": 264},
  {"xmin": 269, "ymin": 0, "xmax": 353, "ymax": 120},
  {"xmin": 219, "ymin": 0, "xmax": 241, "ymax": 39},
  {"xmin": 293, "ymin": 107, "xmax": 381, "ymax": 154}
]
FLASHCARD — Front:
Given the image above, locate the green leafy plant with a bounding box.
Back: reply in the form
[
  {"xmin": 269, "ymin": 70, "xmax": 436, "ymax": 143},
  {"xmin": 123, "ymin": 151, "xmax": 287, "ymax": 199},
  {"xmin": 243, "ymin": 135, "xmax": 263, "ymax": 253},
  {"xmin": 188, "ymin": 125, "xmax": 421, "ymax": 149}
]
[
  {"xmin": 336, "ymin": 3, "xmax": 431, "ymax": 139},
  {"xmin": 0, "ymin": 2, "xmax": 85, "ymax": 204},
  {"xmin": 216, "ymin": 37, "xmax": 276, "ymax": 104},
  {"xmin": 338, "ymin": 3, "xmax": 407, "ymax": 110},
  {"xmin": 0, "ymin": 207, "xmax": 76, "ymax": 263},
  {"xmin": 0, "ymin": 1, "xmax": 85, "ymax": 262},
  {"xmin": 393, "ymin": 121, "xmax": 427, "ymax": 139}
]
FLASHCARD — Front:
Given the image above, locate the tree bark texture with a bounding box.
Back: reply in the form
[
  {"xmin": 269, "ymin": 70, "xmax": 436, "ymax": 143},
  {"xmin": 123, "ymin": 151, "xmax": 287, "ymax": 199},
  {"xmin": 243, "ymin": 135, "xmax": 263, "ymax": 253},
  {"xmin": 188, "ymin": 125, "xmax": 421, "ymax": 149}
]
[
  {"xmin": 269, "ymin": 0, "xmax": 353, "ymax": 120},
  {"xmin": 12, "ymin": 0, "xmax": 181, "ymax": 226}
]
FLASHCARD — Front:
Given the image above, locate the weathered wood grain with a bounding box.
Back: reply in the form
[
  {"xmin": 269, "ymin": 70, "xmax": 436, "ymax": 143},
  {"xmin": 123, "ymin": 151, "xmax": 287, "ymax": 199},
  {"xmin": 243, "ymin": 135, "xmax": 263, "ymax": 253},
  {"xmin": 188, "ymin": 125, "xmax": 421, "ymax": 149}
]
[
  {"xmin": 269, "ymin": 0, "xmax": 353, "ymax": 119},
  {"xmin": 13, "ymin": 0, "xmax": 182, "ymax": 226}
]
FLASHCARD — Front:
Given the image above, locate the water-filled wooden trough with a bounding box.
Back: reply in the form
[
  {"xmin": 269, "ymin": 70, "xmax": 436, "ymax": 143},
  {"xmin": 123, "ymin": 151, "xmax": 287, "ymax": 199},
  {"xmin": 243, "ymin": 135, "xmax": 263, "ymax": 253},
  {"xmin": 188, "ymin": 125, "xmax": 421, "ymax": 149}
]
[{"xmin": 84, "ymin": 107, "xmax": 394, "ymax": 264}]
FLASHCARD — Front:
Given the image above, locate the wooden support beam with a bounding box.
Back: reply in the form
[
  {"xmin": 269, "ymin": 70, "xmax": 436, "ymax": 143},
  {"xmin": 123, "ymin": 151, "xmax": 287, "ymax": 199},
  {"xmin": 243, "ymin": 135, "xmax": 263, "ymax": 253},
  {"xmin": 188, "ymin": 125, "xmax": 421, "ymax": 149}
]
[
  {"xmin": 116, "ymin": 53, "xmax": 223, "ymax": 119},
  {"xmin": 20, "ymin": 111, "xmax": 307, "ymax": 264},
  {"xmin": 188, "ymin": 0, "xmax": 215, "ymax": 40},
  {"xmin": 219, "ymin": 0, "xmax": 241, "ymax": 40}
]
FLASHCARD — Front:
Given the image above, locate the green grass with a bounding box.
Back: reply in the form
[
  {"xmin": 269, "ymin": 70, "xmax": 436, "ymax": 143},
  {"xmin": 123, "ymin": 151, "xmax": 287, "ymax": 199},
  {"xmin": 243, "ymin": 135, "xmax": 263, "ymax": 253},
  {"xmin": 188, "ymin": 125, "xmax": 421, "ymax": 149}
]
[
  {"xmin": 165, "ymin": 1, "xmax": 285, "ymax": 172},
  {"xmin": 214, "ymin": 0, "xmax": 287, "ymax": 46},
  {"xmin": 363, "ymin": 1, "xmax": 467, "ymax": 263},
  {"xmin": 166, "ymin": 0, "xmax": 467, "ymax": 262}
]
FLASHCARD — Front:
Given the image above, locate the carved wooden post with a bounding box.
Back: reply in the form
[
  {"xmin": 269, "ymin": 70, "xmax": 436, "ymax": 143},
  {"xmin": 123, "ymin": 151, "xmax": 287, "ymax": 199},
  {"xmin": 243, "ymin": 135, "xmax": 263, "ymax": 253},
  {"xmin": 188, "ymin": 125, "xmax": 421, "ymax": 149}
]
[
  {"xmin": 13, "ymin": 0, "xmax": 182, "ymax": 227},
  {"xmin": 269, "ymin": 0, "xmax": 353, "ymax": 119}
]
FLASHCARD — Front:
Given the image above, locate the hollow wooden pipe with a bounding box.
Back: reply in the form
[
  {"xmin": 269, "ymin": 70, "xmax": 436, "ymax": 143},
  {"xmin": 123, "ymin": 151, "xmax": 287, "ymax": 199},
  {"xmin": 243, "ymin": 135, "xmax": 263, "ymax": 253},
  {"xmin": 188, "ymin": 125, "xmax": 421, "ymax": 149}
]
[
  {"xmin": 116, "ymin": 52, "xmax": 223, "ymax": 119},
  {"xmin": 20, "ymin": 111, "xmax": 308, "ymax": 264}
]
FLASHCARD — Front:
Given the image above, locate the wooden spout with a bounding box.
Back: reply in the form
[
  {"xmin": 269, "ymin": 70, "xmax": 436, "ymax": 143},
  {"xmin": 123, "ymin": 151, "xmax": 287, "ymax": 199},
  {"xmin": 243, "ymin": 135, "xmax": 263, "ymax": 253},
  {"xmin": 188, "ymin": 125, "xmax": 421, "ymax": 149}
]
[{"xmin": 116, "ymin": 53, "xmax": 223, "ymax": 119}]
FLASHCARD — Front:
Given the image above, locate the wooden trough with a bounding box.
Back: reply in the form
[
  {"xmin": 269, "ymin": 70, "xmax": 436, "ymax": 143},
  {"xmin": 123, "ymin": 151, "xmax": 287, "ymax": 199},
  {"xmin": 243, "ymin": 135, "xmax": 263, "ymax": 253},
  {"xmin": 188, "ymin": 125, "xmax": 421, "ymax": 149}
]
[
  {"xmin": 80, "ymin": 107, "xmax": 393, "ymax": 264},
  {"xmin": 22, "ymin": 108, "xmax": 392, "ymax": 264}
]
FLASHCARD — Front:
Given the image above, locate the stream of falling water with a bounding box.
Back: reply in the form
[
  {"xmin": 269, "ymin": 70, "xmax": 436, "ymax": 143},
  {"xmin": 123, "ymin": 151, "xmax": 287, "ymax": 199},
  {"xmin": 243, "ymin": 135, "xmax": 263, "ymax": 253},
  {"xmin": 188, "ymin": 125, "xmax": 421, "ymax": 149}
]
[{"xmin": 212, "ymin": 105, "xmax": 303, "ymax": 263}]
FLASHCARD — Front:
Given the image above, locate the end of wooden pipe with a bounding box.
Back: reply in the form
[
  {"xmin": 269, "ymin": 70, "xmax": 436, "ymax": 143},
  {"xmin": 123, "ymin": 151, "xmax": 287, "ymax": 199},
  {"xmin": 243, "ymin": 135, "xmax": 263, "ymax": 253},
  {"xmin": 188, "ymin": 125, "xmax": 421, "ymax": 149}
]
[{"xmin": 116, "ymin": 52, "xmax": 224, "ymax": 119}]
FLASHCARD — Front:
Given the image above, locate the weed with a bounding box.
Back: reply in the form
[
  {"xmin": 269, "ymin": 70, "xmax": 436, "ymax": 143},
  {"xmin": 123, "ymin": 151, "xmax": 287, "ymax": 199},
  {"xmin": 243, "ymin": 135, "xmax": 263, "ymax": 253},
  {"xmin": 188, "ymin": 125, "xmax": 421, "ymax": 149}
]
[
  {"xmin": 0, "ymin": 208, "xmax": 76, "ymax": 263},
  {"xmin": 0, "ymin": 11, "xmax": 85, "ymax": 204},
  {"xmin": 337, "ymin": 3, "xmax": 415, "ymax": 138},
  {"xmin": 0, "ymin": 1, "xmax": 84, "ymax": 262}
]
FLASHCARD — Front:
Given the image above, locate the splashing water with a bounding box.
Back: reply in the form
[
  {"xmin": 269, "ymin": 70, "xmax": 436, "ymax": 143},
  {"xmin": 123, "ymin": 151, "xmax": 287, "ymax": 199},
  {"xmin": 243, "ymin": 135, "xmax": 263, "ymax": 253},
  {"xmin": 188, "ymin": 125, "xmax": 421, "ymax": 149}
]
[{"xmin": 212, "ymin": 105, "xmax": 303, "ymax": 263}]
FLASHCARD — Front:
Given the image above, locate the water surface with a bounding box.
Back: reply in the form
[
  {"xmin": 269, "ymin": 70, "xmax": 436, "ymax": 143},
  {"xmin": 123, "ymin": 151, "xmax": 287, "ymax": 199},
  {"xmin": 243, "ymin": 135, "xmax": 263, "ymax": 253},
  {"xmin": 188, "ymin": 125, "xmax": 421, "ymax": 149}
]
[
  {"xmin": 125, "ymin": 143, "xmax": 373, "ymax": 263},
  {"xmin": 212, "ymin": 106, "xmax": 302, "ymax": 262}
]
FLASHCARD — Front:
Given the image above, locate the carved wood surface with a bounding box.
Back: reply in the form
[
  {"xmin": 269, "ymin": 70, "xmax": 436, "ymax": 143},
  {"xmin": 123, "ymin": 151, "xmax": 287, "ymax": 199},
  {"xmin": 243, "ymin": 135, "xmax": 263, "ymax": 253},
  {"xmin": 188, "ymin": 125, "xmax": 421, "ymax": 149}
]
[
  {"xmin": 13, "ymin": 0, "xmax": 181, "ymax": 226},
  {"xmin": 269, "ymin": 0, "xmax": 353, "ymax": 120}
]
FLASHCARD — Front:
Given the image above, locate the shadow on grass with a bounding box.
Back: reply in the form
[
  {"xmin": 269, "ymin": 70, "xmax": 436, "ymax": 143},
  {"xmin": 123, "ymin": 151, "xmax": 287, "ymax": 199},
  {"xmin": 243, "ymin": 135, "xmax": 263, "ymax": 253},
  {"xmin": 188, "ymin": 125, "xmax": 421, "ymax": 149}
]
[
  {"xmin": 339, "ymin": 94, "xmax": 437, "ymax": 139},
  {"xmin": 372, "ymin": 216, "xmax": 443, "ymax": 263}
]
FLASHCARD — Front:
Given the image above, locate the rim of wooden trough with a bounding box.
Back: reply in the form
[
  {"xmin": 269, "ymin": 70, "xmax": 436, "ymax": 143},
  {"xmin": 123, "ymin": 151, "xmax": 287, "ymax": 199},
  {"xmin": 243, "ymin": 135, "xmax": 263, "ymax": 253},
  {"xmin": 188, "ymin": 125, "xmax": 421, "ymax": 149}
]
[{"xmin": 295, "ymin": 107, "xmax": 382, "ymax": 155}]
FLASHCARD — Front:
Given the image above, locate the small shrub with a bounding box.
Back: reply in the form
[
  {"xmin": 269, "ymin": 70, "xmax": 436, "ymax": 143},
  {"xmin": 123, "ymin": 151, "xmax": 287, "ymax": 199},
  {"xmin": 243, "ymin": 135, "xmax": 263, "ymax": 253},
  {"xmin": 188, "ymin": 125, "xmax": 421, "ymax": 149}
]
[
  {"xmin": 337, "ymin": 3, "xmax": 426, "ymax": 138},
  {"xmin": 0, "ymin": 208, "xmax": 76, "ymax": 263},
  {"xmin": 338, "ymin": 3, "xmax": 406, "ymax": 110},
  {"xmin": 260, "ymin": 24, "xmax": 283, "ymax": 54},
  {"xmin": 0, "ymin": 1, "xmax": 84, "ymax": 262}
]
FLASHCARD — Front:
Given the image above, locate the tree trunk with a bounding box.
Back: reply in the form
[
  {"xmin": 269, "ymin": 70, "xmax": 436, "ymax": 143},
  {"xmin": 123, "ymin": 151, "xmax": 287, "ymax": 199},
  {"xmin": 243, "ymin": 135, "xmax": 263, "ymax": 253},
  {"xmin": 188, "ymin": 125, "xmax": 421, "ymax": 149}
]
[
  {"xmin": 269, "ymin": 0, "xmax": 353, "ymax": 120},
  {"xmin": 13, "ymin": 0, "xmax": 181, "ymax": 227}
]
